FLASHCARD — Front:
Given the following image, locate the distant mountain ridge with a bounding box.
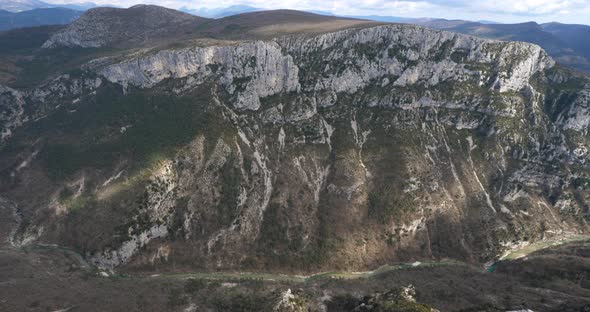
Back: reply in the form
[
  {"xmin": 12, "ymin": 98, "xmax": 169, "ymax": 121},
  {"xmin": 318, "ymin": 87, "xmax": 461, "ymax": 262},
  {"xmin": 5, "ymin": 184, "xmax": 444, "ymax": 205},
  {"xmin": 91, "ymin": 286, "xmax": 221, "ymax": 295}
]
[
  {"xmin": 0, "ymin": 0, "xmax": 51, "ymax": 12},
  {"xmin": 0, "ymin": 7, "xmax": 82, "ymax": 31},
  {"xmin": 0, "ymin": 0, "xmax": 111, "ymax": 13},
  {"xmin": 541, "ymin": 22, "xmax": 590, "ymax": 61},
  {"xmin": 181, "ymin": 5, "xmax": 262, "ymax": 18}
]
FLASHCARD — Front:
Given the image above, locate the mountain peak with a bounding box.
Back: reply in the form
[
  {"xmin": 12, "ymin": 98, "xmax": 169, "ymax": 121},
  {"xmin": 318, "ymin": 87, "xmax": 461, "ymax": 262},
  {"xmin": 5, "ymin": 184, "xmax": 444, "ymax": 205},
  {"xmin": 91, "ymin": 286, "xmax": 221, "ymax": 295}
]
[
  {"xmin": 0, "ymin": 7, "xmax": 82, "ymax": 31},
  {"xmin": 42, "ymin": 4, "xmax": 210, "ymax": 48},
  {"xmin": 0, "ymin": 0, "xmax": 50, "ymax": 12}
]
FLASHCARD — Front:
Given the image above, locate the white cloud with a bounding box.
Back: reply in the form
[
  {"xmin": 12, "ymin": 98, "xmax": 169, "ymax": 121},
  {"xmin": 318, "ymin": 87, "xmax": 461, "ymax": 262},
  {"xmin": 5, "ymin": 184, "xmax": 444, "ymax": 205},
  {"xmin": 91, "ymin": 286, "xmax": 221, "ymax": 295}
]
[{"xmin": 477, "ymin": 0, "xmax": 588, "ymax": 15}]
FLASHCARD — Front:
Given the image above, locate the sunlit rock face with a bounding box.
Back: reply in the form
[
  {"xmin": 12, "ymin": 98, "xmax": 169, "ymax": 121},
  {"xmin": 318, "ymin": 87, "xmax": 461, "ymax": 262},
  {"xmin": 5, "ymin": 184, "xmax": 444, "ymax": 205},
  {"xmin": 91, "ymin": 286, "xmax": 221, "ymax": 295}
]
[
  {"xmin": 99, "ymin": 41, "xmax": 301, "ymax": 111},
  {"xmin": 2, "ymin": 23, "xmax": 589, "ymax": 273}
]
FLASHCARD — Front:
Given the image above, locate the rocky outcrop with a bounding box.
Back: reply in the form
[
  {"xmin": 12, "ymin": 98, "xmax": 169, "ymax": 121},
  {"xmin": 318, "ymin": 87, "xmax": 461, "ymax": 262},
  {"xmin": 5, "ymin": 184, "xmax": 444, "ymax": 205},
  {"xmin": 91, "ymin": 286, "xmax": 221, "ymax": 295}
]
[
  {"xmin": 352, "ymin": 285, "xmax": 439, "ymax": 312},
  {"xmin": 558, "ymin": 88, "xmax": 590, "ymax": 133},
  {"xmin": 274, "ymin": 289, "xmax": 309, "ymax": 312},
  {"xmin": 281, "ymin": 25, "xmax": 554, "ymax": 94},
  {"xmin": 0, "ymin": 84, "xmax": 25, "ymax": 144},
  {"xmin": 0, "ymin": 74, "xmax": 102, "ymax": 146},
  {"xmin": 99, "ymin": 41, "xmax": 300, "ymax": 110}
]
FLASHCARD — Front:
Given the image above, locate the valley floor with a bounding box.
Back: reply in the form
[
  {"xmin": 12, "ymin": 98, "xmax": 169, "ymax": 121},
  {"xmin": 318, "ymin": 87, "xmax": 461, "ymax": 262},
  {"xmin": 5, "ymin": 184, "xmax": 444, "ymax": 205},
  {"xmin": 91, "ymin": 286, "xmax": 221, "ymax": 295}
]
[{"xmin": 1, "ymin": 237, "xmax": 589, "ymax": 311}]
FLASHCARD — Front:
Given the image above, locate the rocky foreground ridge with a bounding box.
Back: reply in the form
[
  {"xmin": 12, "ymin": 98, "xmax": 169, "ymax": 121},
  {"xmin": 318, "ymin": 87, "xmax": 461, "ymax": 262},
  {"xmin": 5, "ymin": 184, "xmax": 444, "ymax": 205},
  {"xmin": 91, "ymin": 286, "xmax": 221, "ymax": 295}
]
[{"xmin": 1, "ymin": 21, "xmax": 590, "ymax": 273}]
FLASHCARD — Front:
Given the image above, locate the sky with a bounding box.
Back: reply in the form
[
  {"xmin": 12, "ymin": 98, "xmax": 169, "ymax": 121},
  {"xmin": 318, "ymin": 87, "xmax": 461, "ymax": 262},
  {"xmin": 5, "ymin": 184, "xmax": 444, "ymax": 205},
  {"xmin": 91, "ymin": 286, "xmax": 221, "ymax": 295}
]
[{"xmin": 45, "ymin": 0, "xmax": 590, "ymax": 24}]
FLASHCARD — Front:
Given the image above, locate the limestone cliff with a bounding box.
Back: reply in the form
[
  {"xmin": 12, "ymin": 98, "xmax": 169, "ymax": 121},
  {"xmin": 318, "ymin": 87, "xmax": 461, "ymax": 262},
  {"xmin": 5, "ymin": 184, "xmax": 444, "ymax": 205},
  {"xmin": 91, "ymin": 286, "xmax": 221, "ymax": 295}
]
[{"xmin": 1, "ymin": 23, "xmax": 589, "ymax": 273}]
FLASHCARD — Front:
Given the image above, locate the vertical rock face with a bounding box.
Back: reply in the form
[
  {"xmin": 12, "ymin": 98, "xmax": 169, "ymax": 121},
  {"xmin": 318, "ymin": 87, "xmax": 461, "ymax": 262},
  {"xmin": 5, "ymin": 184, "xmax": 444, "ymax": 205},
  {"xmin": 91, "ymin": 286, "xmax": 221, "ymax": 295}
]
[
  {"xmin": 2, "ymin": 24, "xmax": 590, "ymax": 272},
  {"xmin": 99, "ymin": 41, "xmax": 301, "ymax": 111}
]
